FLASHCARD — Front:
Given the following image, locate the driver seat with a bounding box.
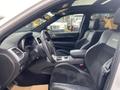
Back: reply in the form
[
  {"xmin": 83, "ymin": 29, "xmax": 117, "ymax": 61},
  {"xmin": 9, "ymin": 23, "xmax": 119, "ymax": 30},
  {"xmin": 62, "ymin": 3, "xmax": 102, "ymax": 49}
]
[{"xmin": 49, "ymin": 8, "xmax": 120, "ymax": 90}]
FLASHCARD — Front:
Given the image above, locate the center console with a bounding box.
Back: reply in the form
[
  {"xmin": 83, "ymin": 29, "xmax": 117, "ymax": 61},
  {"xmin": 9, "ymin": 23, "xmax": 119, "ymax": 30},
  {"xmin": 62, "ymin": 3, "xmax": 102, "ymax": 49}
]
[
  {"xmin": 52, "ymin": 49, "xmax": 87, "ymax": 65},
  {"xmin": 52, "ymin": 55, "xmax": 84, "ymax": 65}
]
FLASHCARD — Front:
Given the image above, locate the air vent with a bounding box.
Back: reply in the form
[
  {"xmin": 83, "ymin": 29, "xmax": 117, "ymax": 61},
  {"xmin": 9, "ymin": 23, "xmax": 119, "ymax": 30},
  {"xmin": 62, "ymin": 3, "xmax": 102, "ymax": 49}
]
[{"xmin": 12, "ymin": 48, "xmax": 23, "ymax": 58}]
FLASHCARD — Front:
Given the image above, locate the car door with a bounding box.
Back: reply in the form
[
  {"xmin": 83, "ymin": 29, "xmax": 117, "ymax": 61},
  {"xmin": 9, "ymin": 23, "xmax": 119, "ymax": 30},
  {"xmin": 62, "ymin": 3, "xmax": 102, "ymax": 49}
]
[{"xmin": 48, "ymin": 14, "xmax": 84, "ymax": 51}]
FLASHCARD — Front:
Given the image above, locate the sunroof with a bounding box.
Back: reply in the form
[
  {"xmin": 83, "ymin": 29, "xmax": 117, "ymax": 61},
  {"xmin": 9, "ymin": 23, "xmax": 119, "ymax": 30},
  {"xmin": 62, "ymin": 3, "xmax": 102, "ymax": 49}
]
[{"xmin": 72, "ymin": 0, "xmax": 97, "ymax": 6}]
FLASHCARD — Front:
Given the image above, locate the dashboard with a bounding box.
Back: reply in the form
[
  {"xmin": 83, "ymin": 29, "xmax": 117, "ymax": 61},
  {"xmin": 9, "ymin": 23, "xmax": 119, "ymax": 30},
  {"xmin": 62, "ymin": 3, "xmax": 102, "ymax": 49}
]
[{"xmin": 0, "ymin": 31, "xmax": 43, "ymax": 88}]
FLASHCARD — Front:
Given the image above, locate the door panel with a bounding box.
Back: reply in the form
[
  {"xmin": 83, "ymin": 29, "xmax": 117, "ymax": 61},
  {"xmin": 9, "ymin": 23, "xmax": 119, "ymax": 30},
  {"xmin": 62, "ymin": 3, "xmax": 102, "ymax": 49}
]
[{"xmin": 51, "ymin": 32, "xmax": 79, "ymax": 51}]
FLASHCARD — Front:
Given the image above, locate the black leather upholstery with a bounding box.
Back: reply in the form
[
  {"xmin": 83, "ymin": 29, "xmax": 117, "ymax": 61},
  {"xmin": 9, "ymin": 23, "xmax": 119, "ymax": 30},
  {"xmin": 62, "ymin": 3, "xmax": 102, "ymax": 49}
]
[
  {"xmin": 50, "ymin": 31, "xmax": 120, "ymax": 90},
  {"xmin": 57, "ymin": 30, "xmax": 103, "ymax": 56},
  {"xmin": 75, "ymin": 30, "xmax": 103, "ymax": 50},
  {"xmin": 74, "ymin": 31, "xmax": 90, "ymax": 49},
  {"xmin": 50, "ymin": 63, "xmax": 96, "ymax": 90},
  {"xmin": 56, "ymin": 19, "xmax": 103, "ymax": 56},
  {"xmin": 50, "ymin": 8, "xmax": 120, "ymax": 90},
  {"xmin": 80, "ymin": 30, "xmax": 103, "ymax": 50},
  {"xmin": 85, "ymin": 30, "xmax": 119, "ymax": 85},
  {"xmin": 50, "ymin": 32, "xmax": 120, "ymax": 90}
]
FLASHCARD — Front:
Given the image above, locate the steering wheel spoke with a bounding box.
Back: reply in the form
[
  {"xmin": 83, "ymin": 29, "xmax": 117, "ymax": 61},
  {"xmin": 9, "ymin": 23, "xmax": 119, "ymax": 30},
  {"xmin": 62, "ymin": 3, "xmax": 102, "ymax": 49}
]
[{"xmin": 40, "ymin": 30, "xmax": 56, "ymax": 63}]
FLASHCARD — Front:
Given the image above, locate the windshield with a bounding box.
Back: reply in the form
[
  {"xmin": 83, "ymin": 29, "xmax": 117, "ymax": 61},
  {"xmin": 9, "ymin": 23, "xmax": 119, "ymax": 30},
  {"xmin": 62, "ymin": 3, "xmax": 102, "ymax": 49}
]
[
  {"xmin": 17, "ymin": 18, "xmax": 46, "ymax": 32},
  {"xmin": 0, "ymin": 0, "xmax": 43, "ymax": 27}
]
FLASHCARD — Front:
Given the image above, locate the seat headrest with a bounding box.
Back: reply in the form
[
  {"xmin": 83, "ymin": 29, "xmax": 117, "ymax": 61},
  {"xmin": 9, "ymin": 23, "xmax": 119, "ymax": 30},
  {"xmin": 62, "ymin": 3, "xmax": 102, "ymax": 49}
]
[{"xmin": 114, "ymin": 8, "xmax": 120, "ymax": 25}]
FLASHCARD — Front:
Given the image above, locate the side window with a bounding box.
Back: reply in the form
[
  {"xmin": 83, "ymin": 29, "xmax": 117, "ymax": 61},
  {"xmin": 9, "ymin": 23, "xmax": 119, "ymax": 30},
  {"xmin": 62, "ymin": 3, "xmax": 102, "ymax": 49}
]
[
  {"xmin": 48, "ymin": 14, "xmax": 84, "ymax": 33},
  {"xmin": 89, "ymin": 13, "xmax": 118, "ymax": 30}
]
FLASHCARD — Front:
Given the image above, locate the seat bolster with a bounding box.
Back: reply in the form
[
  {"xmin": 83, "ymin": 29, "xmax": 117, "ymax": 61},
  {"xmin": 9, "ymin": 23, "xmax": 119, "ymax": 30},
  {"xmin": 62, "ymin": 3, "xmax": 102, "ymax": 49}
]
[{"xmin": 51, "ymin": 83, "xmax": 93, "ymax": 90}]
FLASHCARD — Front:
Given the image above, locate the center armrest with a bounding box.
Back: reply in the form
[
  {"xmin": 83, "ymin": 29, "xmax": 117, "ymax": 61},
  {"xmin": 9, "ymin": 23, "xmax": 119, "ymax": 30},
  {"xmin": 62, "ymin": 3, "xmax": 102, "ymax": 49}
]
[{"xmin": 70, "ymin": 49, "xmax": 86, "ymax": 58}]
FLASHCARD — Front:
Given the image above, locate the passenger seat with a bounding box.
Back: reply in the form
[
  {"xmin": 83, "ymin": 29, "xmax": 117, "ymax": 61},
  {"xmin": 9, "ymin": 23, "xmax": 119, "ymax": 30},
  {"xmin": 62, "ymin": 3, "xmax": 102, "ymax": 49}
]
[{"xmin": 57, "ymin": 19, "xmax": 104, "ymax": 55}]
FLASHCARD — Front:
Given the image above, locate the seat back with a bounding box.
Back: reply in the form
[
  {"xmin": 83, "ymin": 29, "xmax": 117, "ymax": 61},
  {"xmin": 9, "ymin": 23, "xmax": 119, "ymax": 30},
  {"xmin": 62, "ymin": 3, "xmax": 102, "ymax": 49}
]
[
  {"xmin": 75, "ymin": 30, "xmax": 103, "ymax": 50},
  {"xmin": 85, "ymin": 31, "xmax": 120, "ymax": 89},
  {"xmin": 75, "ymin": 31, "xmax": 90, "ymax": 49},
  {"xmin": 80, "ymin": 30, "xmax": 103, "ymax": 50},
  {"xmin": 85, "ymin": 8, "xmax": 120, "ymax": 89},
  {"xmin": 75, "ymin": 18, "xmax": 104, "ymax": 50}
]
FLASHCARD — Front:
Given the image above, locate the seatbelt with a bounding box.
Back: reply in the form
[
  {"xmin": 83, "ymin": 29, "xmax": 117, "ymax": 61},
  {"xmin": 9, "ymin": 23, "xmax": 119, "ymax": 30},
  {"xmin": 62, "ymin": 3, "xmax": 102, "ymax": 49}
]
[{"xmin": 98, "ymin": 58, "xmax": 113, "ymax": 90}]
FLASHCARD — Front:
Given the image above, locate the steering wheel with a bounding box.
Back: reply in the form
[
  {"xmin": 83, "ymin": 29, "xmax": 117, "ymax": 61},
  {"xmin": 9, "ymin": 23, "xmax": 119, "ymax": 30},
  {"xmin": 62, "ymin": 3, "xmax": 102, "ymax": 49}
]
[{"xmin": 40, "ymin": 30, "xmax": 56, "ymax": 63}]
